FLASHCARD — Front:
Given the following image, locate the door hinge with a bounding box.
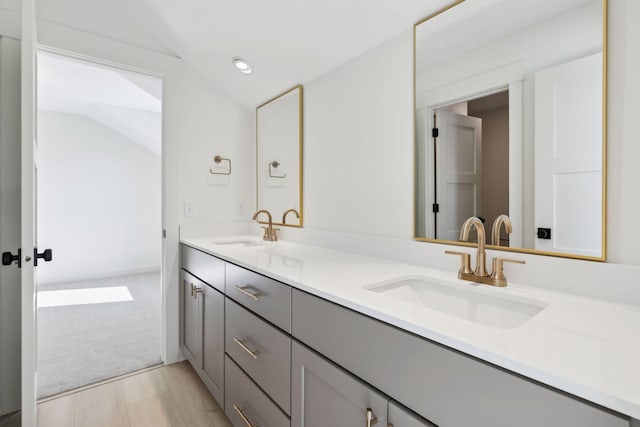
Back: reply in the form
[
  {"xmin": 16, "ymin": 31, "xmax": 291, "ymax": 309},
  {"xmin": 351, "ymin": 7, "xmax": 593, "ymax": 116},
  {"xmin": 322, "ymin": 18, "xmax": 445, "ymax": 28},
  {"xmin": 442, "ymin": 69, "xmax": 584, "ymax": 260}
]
[
  {"xmin": 432, "ymin": 203, "xmax": 440, "ymax": 213},
  {"xmin": 163, "ymin": 229, "xmax": 166, "ymax": 238},
  {"xmin": 432, "ymin": 127, "xmax": 439, "ymax": 138}
]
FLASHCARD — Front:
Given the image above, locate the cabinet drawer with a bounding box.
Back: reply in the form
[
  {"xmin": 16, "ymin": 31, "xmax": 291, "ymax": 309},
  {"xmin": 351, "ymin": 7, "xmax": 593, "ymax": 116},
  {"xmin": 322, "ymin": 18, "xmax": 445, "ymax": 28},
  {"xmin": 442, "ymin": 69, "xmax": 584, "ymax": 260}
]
[
  {"xmin": 225, "ymin": 262, "xmax": 291, "ymax": 332},
  {"xmin": 181, "ymin": 244, "xmax": 225, "ymax": 293},
  {"xmin": 225, "ymin": 356, "xmax": 289, "ymax": 427},
  {"xmin": 388, "ymin": 401, "xmax": 435, "ymax": 427},
  {"xmin": 291, "ymin": 341, "xmax": 388, "ymax": 427},
  {"xmin": 292, "ymin": 289, "xmax": 629, "ymax": 427},
  {"xmin": 225, "ymin": 298, "xmax": 291, "ymax": 413}
]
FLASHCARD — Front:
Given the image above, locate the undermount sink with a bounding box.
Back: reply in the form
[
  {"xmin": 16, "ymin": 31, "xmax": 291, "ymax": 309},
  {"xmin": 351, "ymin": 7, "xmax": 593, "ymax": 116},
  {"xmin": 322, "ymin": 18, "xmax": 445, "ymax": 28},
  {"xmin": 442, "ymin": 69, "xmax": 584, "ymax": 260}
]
[
  {"xmin": 210, "ymin": 238, "xmax": 264, "ymax": 247},
  {"xmin": 366, "ymin": 276, "xmax": 547, "ymax": 329}
]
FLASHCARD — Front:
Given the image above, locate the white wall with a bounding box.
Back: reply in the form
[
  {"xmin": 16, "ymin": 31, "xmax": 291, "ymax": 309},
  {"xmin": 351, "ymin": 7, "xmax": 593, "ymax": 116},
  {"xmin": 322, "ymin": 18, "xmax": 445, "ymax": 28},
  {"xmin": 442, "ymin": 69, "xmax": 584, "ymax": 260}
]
[
  {"xmin": 607, "ymin": 0, "xmax": 640, "ymax": 265},
  {"xmin": 177, "ymin": 73, "xmax": 254, "ymax": 226},
  {"xmin": 36, "ymin": 111, "xmax": 161, "ymax": 285},
  {"xmin": 304, "ymin": 33, "xmax": 414, "ymax": 237}
]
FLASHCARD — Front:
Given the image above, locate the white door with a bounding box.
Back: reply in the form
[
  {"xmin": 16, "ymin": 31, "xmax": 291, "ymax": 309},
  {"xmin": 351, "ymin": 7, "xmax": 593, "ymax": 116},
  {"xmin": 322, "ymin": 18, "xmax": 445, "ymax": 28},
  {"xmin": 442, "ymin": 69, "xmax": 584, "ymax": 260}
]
[
  {"xmin": 21, "ymin": 0, "xmax": 38, "ymax": 425},
  {"xmin": 534, "ymin": 53, "xmax": 602, "ymax": 257},
  {"xmin": 0, "ymin": 36, "xmax": 22, "ymax": 417},
  {"xmin": 435, "ymin": 110, "xmax": 482, "ymax": 241}
]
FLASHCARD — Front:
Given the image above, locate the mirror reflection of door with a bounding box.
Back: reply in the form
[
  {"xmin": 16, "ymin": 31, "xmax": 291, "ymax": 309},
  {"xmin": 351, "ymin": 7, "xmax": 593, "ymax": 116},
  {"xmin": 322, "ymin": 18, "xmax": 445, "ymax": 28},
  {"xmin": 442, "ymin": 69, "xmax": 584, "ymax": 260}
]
[
  {"xmin": 434, "ymin": 109, "xmax": 482, "ymax": 241},
  {"xmin": 426, "ymin": 90, "xmax": 510, "ymax": 244},
  {"xmin": 534, "ymin": 53, "xmax": 602, "ymax": 257}
]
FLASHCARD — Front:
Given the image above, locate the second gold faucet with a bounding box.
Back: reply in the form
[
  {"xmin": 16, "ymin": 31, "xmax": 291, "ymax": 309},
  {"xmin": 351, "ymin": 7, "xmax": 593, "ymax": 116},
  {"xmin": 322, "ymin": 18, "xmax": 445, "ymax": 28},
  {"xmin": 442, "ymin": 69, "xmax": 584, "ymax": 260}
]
[
  {"xmin": 446, "ymin": 216, "xmax": 524, "ymax": 287},
  {"xmin": 252, "ymin": 209, "xmax": 279, "ymax": 241}
]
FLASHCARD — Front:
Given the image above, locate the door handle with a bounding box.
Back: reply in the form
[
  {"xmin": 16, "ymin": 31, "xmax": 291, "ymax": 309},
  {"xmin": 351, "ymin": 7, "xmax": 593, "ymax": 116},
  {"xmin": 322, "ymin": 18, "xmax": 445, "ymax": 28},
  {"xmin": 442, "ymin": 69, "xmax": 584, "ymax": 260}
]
[
  {"xmin": 1, "ymin": 249, "xmax": 21, "ymax": 268},
  {"xmin": 34, "ymin": 248, "xmax": 53, "ymax": 267}
]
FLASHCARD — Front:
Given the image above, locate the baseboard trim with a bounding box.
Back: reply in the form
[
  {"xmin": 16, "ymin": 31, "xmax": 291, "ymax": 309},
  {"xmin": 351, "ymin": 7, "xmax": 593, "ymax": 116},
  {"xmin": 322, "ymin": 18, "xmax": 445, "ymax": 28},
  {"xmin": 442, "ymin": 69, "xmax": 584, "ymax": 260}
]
[
  {"xmin": 38, "ymin": 265, "xmax": 161, "ymax": 287},
  {"xmin": 37, "ymin": 362, "xmax": 164, "ymax": 403}
]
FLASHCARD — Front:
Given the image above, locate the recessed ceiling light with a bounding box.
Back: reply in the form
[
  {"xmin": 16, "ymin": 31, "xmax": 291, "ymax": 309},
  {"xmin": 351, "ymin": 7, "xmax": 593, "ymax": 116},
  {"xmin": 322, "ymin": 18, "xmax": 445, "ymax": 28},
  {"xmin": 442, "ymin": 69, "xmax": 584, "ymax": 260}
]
[{"xmin": 232, "ymin": 57, "xmax": 253, "ymax": 74}]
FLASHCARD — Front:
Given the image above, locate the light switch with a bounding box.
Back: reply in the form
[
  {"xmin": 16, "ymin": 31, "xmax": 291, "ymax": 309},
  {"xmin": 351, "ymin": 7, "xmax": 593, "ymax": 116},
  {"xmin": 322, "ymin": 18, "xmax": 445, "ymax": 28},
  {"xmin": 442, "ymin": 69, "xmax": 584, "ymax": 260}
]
[{"xmin": 184, "ymin": 201, "xmax": 195, "ymax": 218}]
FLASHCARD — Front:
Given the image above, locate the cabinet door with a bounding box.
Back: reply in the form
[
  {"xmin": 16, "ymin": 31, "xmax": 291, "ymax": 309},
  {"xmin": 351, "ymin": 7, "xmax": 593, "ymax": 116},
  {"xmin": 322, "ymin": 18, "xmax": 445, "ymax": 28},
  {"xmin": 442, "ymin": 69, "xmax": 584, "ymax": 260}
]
[
  {"xmin": 181, "ymin": 270, "xmax": 200, "ymax": 364},
  {"xmin": 201, "ymin": 283, "xmax": 225, "ymax": 406},
  {"xmin": 291, "ymin": 341, "xmax": 387, "ymax": 427},
  {"xmin": 388, "ymin": 401, "xmax": 435, "ymax": 427}
]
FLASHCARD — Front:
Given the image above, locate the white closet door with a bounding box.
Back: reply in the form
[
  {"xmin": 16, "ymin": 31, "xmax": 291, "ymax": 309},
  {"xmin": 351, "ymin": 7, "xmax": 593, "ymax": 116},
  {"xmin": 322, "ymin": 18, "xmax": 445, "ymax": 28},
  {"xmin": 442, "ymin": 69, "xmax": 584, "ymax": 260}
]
[
  {"xmin": 534, "ymin": 52, "xmax": 602, "ymax": 257},
  {"xmin": 436, "ymin": 110, "xmax": 482, "ymax": 241}
]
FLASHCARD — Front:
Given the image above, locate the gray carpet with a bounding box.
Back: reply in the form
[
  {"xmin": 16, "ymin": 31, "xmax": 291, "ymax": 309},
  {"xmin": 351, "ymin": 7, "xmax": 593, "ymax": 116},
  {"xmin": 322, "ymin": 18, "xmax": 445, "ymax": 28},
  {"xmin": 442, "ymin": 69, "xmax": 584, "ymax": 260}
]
[{"xmin": 37, "ymin": 272, "xmax": 162, "ymax": 399}]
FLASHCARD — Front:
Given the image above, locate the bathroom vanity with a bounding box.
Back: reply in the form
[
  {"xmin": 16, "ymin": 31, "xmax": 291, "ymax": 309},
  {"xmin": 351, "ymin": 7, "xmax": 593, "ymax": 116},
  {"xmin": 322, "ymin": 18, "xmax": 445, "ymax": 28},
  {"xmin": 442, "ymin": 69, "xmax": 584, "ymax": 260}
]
[{"xmin": 179, "ymin": 238, "xmax": 640, "ymax": 427}]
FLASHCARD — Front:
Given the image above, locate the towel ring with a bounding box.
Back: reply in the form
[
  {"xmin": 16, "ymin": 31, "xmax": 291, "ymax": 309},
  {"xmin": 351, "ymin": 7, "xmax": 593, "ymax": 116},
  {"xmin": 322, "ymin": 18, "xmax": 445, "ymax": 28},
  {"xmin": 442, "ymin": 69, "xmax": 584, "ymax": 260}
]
[
  {"xmin": 269, "ymin": 161, "xmax": 286, "ymax": 178},
  {"xmin": 210, "ymin": 155, "xmax": 231, "ymax": 175}
]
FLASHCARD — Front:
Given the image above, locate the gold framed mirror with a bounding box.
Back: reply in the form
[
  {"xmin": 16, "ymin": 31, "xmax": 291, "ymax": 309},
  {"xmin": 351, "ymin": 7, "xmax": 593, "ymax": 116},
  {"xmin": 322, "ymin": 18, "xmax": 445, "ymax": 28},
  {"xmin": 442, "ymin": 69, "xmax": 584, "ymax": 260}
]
[
  {"xmin": 256, "ymin": 85, "xmax": 304, "ymax": 227},
  {"xmin": 414, "ymin": 0, "xmax": 607, "ymax": 261}
]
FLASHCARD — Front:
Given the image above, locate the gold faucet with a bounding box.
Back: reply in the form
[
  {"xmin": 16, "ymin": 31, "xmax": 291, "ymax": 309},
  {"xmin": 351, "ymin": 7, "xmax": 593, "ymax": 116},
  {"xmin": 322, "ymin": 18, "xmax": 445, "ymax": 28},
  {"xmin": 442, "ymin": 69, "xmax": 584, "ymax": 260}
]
[
  {"xmin": 252, "ymin": 209, "xmax": 278, "ymax": 241},
  {"xmin": 282, "ymin": 208, "xmax": 300, "ymax": 225},
  {"xmin": 446, "ymin": 216, "xmax": 525, "ymax": 287},
  {"xmin": 460, "ymin": 217, "xmax": 489, "ymax": 277},
  {"xmin": 491, "ymin": 214, "xmax": 512, "ymax": 246}
]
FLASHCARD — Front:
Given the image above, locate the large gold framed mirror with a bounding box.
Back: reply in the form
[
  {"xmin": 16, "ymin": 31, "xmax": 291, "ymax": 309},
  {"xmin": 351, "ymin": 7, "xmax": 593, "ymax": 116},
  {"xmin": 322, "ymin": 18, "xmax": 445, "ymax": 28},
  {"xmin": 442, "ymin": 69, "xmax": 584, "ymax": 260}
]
[
  {"xmin": 256, "ymin": 85, "xmax": 303, "ymax": 227},
  {"xmin": 414, "ymin": 0, "xmax": 607, "ymax": 261}
]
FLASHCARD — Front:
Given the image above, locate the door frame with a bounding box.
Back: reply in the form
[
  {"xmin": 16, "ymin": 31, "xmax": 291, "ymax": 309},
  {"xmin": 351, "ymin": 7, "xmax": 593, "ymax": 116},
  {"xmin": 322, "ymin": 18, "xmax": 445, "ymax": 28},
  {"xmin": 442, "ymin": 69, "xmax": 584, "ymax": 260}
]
[
  {"xmin": 416, "ymin": 62, "xmax": 524, "ymax": 246},
  {"xmin": 33, "ymin": 44, "xmax": 168, "ymax": 386}
]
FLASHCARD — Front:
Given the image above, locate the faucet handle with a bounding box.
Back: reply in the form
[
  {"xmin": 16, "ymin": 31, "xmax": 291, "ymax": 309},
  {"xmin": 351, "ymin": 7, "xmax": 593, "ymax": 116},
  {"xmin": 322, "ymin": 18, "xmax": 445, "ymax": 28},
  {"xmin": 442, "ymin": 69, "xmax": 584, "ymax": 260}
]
[
  {"xmin": 261, "ymin": 226, "xmax": 279, "ymax": 241},
  {"xmin": 445, "ymin": 250, "xmax": 473, "ymax": 275},
  {"xmin": 490, "ymin": 257, "xmax": 525, "ymax": 287}
]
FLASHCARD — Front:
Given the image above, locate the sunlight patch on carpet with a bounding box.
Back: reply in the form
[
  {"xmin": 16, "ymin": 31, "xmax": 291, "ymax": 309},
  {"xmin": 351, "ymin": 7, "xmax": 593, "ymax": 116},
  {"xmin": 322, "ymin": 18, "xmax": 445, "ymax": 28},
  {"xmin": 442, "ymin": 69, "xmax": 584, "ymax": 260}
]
[{"xmin": 38, "ymin": 286, "xmax": 134, "ymax": 308}]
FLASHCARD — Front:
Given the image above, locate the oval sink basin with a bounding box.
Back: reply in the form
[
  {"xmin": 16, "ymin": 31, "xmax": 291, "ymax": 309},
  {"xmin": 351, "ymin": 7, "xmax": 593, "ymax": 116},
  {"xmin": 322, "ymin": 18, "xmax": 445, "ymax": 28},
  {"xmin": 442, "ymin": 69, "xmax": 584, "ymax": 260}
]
[
  {"xmin": 366, "ymin": 276, "xmax": 547, "ymax": 329},
  {"xmin": 210, "ymin": 238, "xmax": 264, "ymax": 247}
]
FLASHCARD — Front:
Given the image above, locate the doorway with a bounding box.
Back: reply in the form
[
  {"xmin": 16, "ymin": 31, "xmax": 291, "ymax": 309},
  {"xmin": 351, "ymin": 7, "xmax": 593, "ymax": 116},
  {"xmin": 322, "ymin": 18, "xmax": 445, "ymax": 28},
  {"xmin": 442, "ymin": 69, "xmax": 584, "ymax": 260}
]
[
  {"xmin": 418, "ymin": 89, "xmax": 511, "ymax": 244},
  {"xmin": 35, "ymin": 51, "xmax": 163, "ymax": 399}
]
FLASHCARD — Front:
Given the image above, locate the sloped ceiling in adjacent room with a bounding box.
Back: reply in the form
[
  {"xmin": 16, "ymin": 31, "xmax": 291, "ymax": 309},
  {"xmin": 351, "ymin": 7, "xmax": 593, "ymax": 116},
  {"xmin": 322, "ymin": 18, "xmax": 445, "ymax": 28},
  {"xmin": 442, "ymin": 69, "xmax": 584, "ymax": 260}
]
[
  {"xmin": 38, "ymin": 52, "xmax": 162, "ymax": 154},
  {"xmin": 13, "ymin": 0, "xmax": 459, "ymax": 109}
]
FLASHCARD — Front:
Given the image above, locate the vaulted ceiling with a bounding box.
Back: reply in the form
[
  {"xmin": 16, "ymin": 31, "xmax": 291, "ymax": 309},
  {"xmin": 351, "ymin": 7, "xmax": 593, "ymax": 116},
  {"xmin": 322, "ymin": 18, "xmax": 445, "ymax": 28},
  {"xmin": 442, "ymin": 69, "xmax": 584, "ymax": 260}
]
[{"xmin": 7, "ymin": 0, "xmax": 457, "ymax": 109}]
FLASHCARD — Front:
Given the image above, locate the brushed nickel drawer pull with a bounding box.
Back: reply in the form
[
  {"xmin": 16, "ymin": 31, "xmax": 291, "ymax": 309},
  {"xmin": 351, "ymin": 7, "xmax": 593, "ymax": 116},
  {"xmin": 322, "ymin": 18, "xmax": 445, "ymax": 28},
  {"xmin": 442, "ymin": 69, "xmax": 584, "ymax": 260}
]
[
  {"xmin": 190, "ymin": 283, "xmax": 195, "ymax": 297},
  {"xmin": 233, "ymin": 404, "xmax": 257, "ymax": 427},
  {"xmin": 234, "ymin": 285, "xmax": 260, "ymax": 301},
  {"xmin": 233, "ymin": 337, "xmax": 260, "ymax": 360},
  {"xmin": 366, "ymin": 408, "xmax": 378, "ymax": 427}
]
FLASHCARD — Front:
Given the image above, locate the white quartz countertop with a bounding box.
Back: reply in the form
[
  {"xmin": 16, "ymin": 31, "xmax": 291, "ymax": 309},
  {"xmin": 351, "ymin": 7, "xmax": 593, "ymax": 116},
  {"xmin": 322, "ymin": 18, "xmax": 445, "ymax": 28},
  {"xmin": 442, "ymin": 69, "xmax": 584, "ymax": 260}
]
[{"xmin": 181, "ymin": 236, "xmax": 640, "ymax": 420}]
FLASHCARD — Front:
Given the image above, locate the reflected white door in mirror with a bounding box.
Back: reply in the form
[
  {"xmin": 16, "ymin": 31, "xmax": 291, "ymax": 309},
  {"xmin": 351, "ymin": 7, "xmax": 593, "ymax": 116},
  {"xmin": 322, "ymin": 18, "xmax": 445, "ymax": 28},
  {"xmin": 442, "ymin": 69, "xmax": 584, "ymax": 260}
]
[
  {"xmin": 414, "ymin": 0, "xmax": 606, "ymax": 261},
  {"xmin": 256, "ymin": 85, "xmax": 303, "ymax": 227}
]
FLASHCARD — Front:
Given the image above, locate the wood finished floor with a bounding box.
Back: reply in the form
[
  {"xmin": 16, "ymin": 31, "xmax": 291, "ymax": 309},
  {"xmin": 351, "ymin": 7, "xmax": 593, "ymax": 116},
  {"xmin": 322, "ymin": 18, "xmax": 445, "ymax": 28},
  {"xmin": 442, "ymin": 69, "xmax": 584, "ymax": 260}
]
[{"xmin": 37, "ymin": 361, "xmax": 232, "ymax": 427}]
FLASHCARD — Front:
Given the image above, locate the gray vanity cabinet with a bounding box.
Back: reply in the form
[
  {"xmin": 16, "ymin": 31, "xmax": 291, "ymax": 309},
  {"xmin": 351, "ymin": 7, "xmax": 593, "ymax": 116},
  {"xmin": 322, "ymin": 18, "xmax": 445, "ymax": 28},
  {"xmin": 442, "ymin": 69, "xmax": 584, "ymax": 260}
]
[
  {"xmin": 291, "ymin": 341, "xmax": 388, "ymax": 427},
  {"xmin": 291, "ymin": 289, "xmax": 629, "ymax": 427},
  {"xmin": 201, "ymin": 282, "xmax": 225, "ymax": 406},
  {"xmin": 180, "ymin": 244, "xmax": 633, "ymax": 427},
  {"xmin": 181, "ymin": 270, "xmax": 200, "ymax": 364},
  {"xmin": 180, "ymin": 247, "xmax": 225, "ymax": 406}
]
